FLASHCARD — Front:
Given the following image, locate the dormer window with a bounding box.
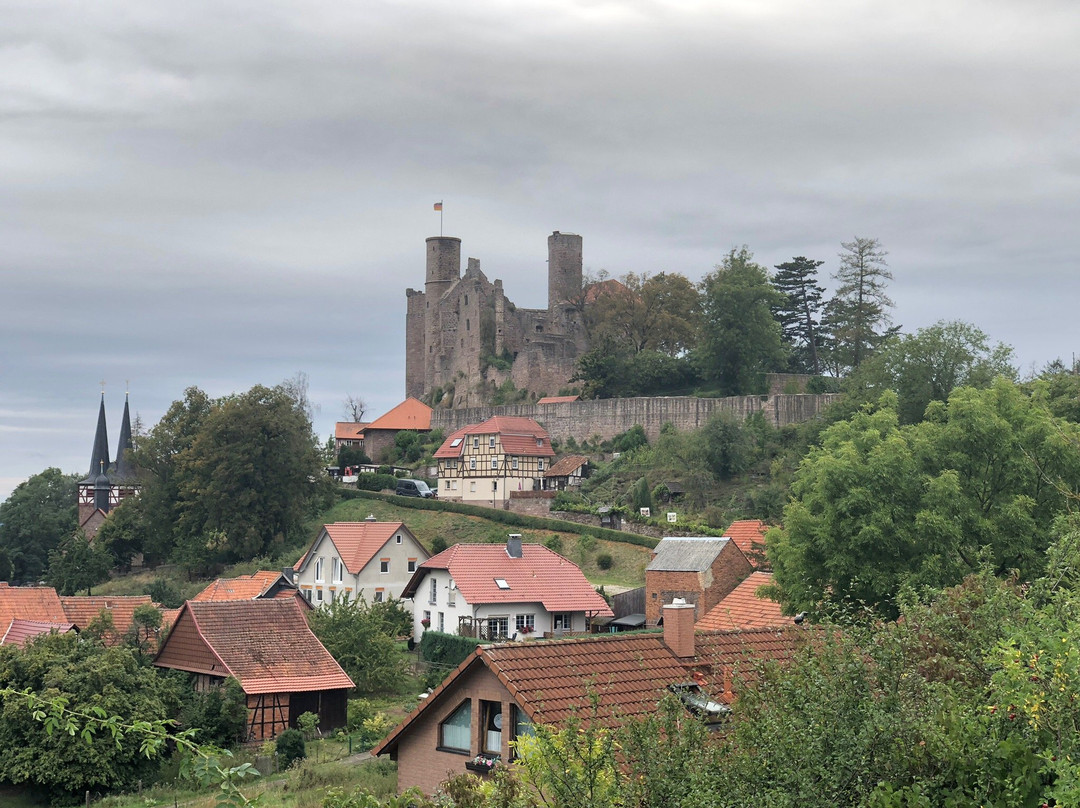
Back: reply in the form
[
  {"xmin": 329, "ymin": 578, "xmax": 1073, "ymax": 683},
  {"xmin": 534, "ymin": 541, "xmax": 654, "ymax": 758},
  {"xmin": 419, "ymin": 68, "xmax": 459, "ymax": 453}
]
[
  {"xmin": 494, "ymin": 578, "xmax": 510, "ymax": 590},
  {"xmin": 536, "ymin": 438, "xmax": 543, "ymax": 448}
]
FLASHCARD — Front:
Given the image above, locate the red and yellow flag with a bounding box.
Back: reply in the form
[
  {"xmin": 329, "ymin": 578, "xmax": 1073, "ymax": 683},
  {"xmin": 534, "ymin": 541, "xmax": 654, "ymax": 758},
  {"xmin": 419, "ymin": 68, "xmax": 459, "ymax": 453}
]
[{"xmin": 433, "ymin": 202, "xmax": 443, "ymax": 211}]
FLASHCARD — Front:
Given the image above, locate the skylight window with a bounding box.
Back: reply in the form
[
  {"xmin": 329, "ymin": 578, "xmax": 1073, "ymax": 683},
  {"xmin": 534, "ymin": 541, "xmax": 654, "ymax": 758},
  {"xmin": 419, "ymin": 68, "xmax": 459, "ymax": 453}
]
[
  {"xmin": 494, "ymin": 578, "xmax": 510, "ymax": 590},
  {"xmin": 450, "ymin": 438, "xmax": 463, "ymax": 447}
]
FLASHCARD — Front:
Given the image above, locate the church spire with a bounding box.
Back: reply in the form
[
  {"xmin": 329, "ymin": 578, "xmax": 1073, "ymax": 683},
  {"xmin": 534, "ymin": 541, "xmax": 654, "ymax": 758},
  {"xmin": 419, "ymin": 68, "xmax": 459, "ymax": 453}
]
[
  {"xmin": 85, "ymin": 391, "xmax": 111, "ymax": 480},
  {"xmin": 113, "ymin": 390, "xmax": 135, "ymax": 482}
]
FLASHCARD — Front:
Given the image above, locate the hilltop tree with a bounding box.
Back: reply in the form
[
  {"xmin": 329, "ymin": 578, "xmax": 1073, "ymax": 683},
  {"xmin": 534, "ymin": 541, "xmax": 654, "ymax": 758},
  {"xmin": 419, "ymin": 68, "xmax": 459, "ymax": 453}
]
[
  {"xmin": 697, "ymin": 247, "xmax": 785, "ymax": 395},
  {"xmin": 342, "ymin": 394, "xmax": 366, "ymax": 423},
  {"xmin": 824, "ymin": 237, "xmax": 894, "ymax": 373},
  {"xmin": 0, "ymin": 468, "xmax": 79, "ymax": 583},
  {"xmin": 772, "ymin": 256, "xmax": 826, "ymax": 374},
  {"xmin": 46, "ymin": 530, "xmax": 113, "ymax": 595}
]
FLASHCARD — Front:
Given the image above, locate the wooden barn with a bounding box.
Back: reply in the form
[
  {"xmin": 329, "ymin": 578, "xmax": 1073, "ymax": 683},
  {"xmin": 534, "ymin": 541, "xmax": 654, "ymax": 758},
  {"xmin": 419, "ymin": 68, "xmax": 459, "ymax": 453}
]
[{"xmin": 154, "ymin": 598, "xmax": 353, "ymax": 741}]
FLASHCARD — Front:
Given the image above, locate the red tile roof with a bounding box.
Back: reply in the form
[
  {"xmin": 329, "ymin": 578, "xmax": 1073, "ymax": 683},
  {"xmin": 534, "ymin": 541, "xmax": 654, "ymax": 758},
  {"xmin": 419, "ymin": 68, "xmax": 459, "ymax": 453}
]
[
  {"xmin": 434, "ymin": 417, "xmax": 554, "ymax": 459},
  {"xmin": 192, "ymin": 571, "xmax": 295, "ymax": 602},
  {"xmin": 294, "ymin": 522, "xmax": 413, "ymax": 575},
  {"xmin": 335, "ymin": 422, "xmax": 369, "ymax": 440},
  {"xmin": 545, "ymin": 455, "xmax": 589, "ymax": 477},
  {"xmin": 363, "ymin": 398, "xmax": 432, "ymax": 433},
  {"xmin": 0, "ymin": 584, "xmax": 67, "ymax": 636},
  {"xmin": 536, "ymin": 395, "xmax": 580, "ymax": 404},
  {"xmin": 695, "ymin": 572, "xmax": 787, "ymax": 632},
  {"xmin": 154, "ymin": 599, "xmax": 353, "ymax": 695},
  {"xmin": 373, "ymin": 625, "xmax": 811, "ymax": 757},
  {"xmin": 60, "ymin": 595, "xmax": 155, "ymax": 640},
  {"xmin": 1, "ymin": 618, "xmax": 76, "ymax": 647},
  {"xmin": 723, "ymin": 520, "xmax": 771, "ymax": 569},
  {"xmin": 403, "ymin": 543, "xmax": 612, "ymax": 616}
]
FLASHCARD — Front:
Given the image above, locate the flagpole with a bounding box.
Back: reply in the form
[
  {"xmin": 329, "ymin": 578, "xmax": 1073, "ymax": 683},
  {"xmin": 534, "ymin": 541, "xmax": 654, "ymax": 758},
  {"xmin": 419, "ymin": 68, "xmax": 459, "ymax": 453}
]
[{"xmin": 440, "ymin": 200, "xmax": 444, "ymax": 236}]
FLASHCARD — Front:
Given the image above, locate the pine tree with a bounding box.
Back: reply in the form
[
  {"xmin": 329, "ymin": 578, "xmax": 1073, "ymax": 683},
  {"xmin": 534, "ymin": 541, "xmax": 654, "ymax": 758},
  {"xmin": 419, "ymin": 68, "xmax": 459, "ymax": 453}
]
[
  {"xmin": 827, "ymin": 237, "xmax": 894, "ymax": 372},
  {"xmin": 772, "ymin": 256, "xmax": 825, "ymax": 374}
]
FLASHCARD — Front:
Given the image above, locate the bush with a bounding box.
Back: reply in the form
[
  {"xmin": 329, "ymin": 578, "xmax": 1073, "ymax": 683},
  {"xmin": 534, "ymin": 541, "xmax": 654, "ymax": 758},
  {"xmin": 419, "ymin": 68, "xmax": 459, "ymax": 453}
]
[
  {"xmin": 276, "ymin": 728, "xmax": 306, "ymax": 768},
  {"xmin": 596, "ymin": 553, "xmax": 614, "ymax": 570},
  {"xmin": 544, "ymin": 535, "xmax": 564, "ymax": 553},
  {"xmin": 355, "ymin": 472, "xmax": 398, "ymax": 492},
  {"xmin": 420, "ymin": 631, "xmax": 483, "ymax": 669},
  {"xmin": 347, "ymin": 699, "xmax": 375, "ymax": 733},
  {"xmin": 612, "ymin": 424, "xmax": 649, "ymax": 453}
]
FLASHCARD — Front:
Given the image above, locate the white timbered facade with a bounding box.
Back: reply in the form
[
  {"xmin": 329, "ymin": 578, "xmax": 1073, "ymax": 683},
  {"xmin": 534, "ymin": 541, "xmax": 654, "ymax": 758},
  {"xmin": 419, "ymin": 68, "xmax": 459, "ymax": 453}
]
[{"xmin": 434, "ymin": 416, "xmax": 555, "ymax": 504}]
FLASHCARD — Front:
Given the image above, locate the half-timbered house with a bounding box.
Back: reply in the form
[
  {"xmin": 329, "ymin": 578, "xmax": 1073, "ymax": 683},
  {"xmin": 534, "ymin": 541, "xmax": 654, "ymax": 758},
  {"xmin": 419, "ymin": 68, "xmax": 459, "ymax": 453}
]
[
  {"xmin": 434, "ymin": 416, "xmax": 554, "ymax": 504},
  {"xmin": 154, "ymin": 599, "xmax": 353, "ymax": 740}
]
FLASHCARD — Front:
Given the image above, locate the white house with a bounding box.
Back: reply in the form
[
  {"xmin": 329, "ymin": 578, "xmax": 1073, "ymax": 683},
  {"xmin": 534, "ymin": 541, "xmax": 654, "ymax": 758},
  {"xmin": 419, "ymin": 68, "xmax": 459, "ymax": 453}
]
[
  {"xmin": 292, "ymin": 518, "xmax": 430, "ymax": 609},
  {"xmin": 399, "ymin": 535, "xmax": 613, "ymax": 642}
]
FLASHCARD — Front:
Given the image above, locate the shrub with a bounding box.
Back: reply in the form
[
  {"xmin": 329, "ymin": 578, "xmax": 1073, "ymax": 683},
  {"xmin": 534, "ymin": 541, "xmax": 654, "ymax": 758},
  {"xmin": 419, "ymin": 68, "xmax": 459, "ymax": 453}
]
[
  {"xmin": 420, "ymin": 631, "xmax": 483, "ymax": 669},
  {"xmin": 347, "ymin": 699, "xmax": 375, "ymax": 733},
  {"xmin": 297, "ymin": 711, "xmax": 320, "ymax": 740},
  {"xmin": 276, "ymin": 728, "xmax": 306, "ymax": 768},
  {"xmin": 544, "ymin": 535, "xmax": 564, "ymax": 553},
  {"xmin": 596, "ymin": 552, "xmax": 614, "ymax": 570}
]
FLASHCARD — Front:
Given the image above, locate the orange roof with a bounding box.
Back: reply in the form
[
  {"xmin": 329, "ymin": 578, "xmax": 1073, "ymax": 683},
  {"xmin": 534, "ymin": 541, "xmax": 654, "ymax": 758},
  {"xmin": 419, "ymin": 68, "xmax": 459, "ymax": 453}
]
[
  {"xmin": 363, "ymin": 398, "xmax": 432, "ymax": 433},
  {"xmin": 374, "ymin": 626, "xmax": 811, "ymax": 757},
  {"xmin": 154, "ymin": 599, "xmax": 353, "ymax": 694},
  {"xmin": 295, "ymin": 522, "xmax": 415, "ymax": 575},
  {"xmin": 60, "ymin": 595, "xmax": 155, "ymax": 640},
  {"xmin": 403, "ymin": 543, "xmax": 612, "ymax": 616},
  {"xmin": 695, "ymin": 572, "xmax": 787, "ymax": 632},
  {"xmin": 434, "ymin": 417, "xmax": 554, "ymax": 459},
  {"xmin": 0, "ymin": 584, "xmax": 67, "ymax": 636},
  {"xmin": 335, "ymin": 422, "xmax": 369, "ymax": 440},
  {"xmin": 545, "ymin": 455, "xmax": 589, "ymax": 477},
  {"xmin": 537, "ymin": 395, "xmax": 579, "ymax": 404},
  {"xmin": 192, "ymin": 571, "xmax": 295, "ymax": 602},
  {"xmin": 723, "ymin": 520, "xmax": 771, "ymax": 569},
  {"xmin": 1, "ymin": 618, "xmax": 76, "ymax": 647}
]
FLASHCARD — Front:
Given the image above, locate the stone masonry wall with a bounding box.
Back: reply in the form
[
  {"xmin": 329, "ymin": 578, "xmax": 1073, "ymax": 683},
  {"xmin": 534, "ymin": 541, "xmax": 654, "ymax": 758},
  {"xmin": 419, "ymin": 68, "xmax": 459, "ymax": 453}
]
[{"xmin": 430, "ymin": 393, "xmax": 841, "ymax": 444}]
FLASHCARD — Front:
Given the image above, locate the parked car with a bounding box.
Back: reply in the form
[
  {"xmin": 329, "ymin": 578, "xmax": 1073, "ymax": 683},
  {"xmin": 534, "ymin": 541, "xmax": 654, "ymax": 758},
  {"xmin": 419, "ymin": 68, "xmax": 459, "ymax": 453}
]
[{"xmin": 396, "ymin": 479, "xmax": 436, "ymax": 498}]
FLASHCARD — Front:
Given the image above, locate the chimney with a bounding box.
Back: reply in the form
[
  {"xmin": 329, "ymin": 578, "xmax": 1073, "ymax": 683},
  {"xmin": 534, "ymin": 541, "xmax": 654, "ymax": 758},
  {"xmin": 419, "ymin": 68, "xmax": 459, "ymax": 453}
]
[
  {"xmin": 507, "ymin": 534, "xmax": 523, "ymax": 558},
  {"xmin": 365, "ymin": 514, "xmax": 377, "ymax": 522},
  {"xmin": 663, "ymin": 598, "xmax": 696, "ymax": 659}
]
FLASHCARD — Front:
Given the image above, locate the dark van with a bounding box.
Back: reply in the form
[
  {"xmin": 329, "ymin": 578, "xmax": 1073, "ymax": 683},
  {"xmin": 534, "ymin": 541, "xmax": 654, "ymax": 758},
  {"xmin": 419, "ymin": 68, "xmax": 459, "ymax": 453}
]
[{"xmin": 396, "ymin": 479, "xmax": 435, "ymax": 498}]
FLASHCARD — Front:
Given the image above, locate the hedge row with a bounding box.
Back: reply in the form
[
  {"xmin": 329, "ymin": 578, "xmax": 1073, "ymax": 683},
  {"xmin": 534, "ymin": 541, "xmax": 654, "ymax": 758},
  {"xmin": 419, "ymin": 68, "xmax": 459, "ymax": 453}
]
[
  {"xmin": 340, "ymin": 489, "xmax": 659, "ymax": 549},
  {"xmin": 419, "ymin": 631, "xmax": 483, "ymax": 669}
]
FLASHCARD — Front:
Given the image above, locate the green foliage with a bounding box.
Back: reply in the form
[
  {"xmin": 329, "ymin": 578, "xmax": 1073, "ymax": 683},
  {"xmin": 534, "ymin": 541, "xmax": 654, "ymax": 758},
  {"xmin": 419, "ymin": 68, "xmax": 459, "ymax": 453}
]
[
  {"xmin": 147, "ymin": 576, "xmax": 186, "ymax": 608},
  {"xmin": 0, "ymin": 467, "xmax": 79, "ymax": 583},
  {"xmin": 770, "ymin": 380, "xmax": 1080, "ymax": 617},
  {"xmin": 0, "ymin": 632, "xmax": 183, "ymax": 800},
  {"xmin": 697, "ymin": 246, "xmax": 785, "ymax": 395},
  {"xmin": 596, "ymin": 552, "xmax": 613, "ymax": 570},
  {"xmin": 430, "ymin": 535, "xmax": 448, "ymax": 554},
  {"xmin": 846, "ymin": 319, "xmax": 1016, "ymax": 424},
  {"xmin": 306, "ymin": 593, "xmax": 409, "ymax": 692},
  {"xmin": 419, "ymin": 631, "xmax": 483, "ymax": 669},
  {"xmin": 354, "ymin": 472, "xmax": 399, "ymax": 492},
  {"xmin": 629, "ymin": 477, "xmax": 652, "ymax": 511},
  {"xmin": 275, "ymin": 728, "xmax": 306, "ymax": 768},
  {"xmin": 337, "ymin": 446, "xmax": 372, "ymax": 468},
  {"xmin": 297, "ymin": 711, "xmax": 320, "ymax": 740},
  {"xmin": 822, "ymin": 236, "xmax": 894, "ymax": 373},
  {"xmin": 698, "ymin": 410, "xmax": 755, "ymax": 479},
  {"xmin": 179, "ymin": 677, "xmax": 249, "ymax": 748},
  {"xmin": 544, "ymin": 535, "xmax": 564, "ymax": 553},
  {"xmin": 772, "ymin": 256, "xmax": 826, "ymax": 374},
  {"xmin": 612, "ymin": 424, "xmax": 648, "ymax": 453},
  {"xmin": 46, "ymin": 530, "xmax": 113, "ymax": 595}
]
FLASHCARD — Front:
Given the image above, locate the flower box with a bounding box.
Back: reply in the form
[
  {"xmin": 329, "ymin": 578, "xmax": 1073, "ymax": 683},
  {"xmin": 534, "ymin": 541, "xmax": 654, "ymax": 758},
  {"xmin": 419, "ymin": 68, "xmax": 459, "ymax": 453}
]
[{"xmin": 465, "ymin": 754, "xmax": 500, "ymax": 774}]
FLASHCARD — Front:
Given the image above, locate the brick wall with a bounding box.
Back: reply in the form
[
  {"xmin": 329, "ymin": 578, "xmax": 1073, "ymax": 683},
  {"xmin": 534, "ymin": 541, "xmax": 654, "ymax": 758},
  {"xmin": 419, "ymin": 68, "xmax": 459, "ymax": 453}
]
[
  {"xmin": 507, "ymin": 490, "xmax": 555, "ymax": 517},
  {"xmin": 701, "ymin": 544, "xmax": 753, "ymax": 614},
  {"xmin": 644, "ymin": 544, "xmax": 753, "ymax": 623}
]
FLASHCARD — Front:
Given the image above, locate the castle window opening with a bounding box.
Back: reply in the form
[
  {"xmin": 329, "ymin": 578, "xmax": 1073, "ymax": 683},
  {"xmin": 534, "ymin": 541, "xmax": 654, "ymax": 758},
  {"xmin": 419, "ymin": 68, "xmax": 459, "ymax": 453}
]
[
  {"xmin": 464, "ymin": 294, "xmax": 468, "ymax": 305},
  {"xmin": 466, "ymin": 319, "xmax": 470, "ymax": 331},
  {"xmin": 535, "ymin": 325, "xmax": 543, "ymax": 333}
]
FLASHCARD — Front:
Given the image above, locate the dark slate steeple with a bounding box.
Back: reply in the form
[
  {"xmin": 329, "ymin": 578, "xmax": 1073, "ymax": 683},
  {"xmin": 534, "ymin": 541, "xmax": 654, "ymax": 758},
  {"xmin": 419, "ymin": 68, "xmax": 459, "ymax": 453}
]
[
  {"xmin": 81, "ymin": 392, "xmax": 111, "ymax": 485},
  {"xmin": 113, "ymin": 391, "xmax": 136, "ymax": 483}
]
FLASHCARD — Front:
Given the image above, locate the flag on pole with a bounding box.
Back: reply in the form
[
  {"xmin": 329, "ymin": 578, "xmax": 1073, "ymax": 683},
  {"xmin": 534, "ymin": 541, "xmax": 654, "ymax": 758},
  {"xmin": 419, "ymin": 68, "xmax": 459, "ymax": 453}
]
[{"xmin": 433, "ymin": 202, "xmax": 443, "ymax": 211}]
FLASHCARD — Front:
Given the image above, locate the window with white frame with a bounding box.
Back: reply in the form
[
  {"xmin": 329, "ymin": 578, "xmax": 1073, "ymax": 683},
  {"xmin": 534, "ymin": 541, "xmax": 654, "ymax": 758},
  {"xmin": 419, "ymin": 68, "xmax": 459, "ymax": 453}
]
[
  {"xmin": 396, "ymin": 534, "xmax": 403, "ymax": 544},
  {"xmin": 470, "ymin": 458, "xmax": 476, "ymax": 470},
  {"xmin": 488, "ymin": 616, "xmax": 509, "ymax": 640},
  {"xmin": 489, "ymin": 436, "xmax": 495, "ymax": 448},
  {"xmin": 332, "ymin": 557, "xmax": 342, "ymax": 583},
  {"xmin": 380, "ymin": 558, "xmax": 390, "ymax": 573},
  {"xmin": 316, "ymin": 588, "xmax": 323, "ymax": 603},
  {"xmin": 491, "ymin": 458, "xmax": 498, "ymax": 469},
  {"xmin": 448, "ymin": 580, "xmax": 456, "ymax": 606},
  {"xmin": 538, "ymin": 459, "xmax": 545, "ymax": 472},
  {"xmin": 374, "ymin": 589, "xmax": 384, "ymax": 602},
  {"xmin": 408, "ymin": 558, "xmax": 417, "ymax": 573},
  {"xmin": 512, "ymin": 457, "xmax": 518, "ymax": 469},
  {"xmin": 429, "ymin": 577, "xmax": 438, "ymax": 605},
  {"xmin": 314, "ymin": 557, "xmax": 324, "ymax": 582},
  {"xmin": 473, "ymin": 437, "xmax": 479, "ymax": 448},
  {"xmin": 553, "ymin": 613, "xmax": 574, "ymax": 631},
  {"xmin": 515, "ymin": 614, "xmax": 535, "ymax": 634},
  {"xmin": 536, "ymin": 438, "xmax": 542, "ymax": 447},
  {"xmin": 438, "ymin": 612, "xmax": 445, "ymax": 632}
]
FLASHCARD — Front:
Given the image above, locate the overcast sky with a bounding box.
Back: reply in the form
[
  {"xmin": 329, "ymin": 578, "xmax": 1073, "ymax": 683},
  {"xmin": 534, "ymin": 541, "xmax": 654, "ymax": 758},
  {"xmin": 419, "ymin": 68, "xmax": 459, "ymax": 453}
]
[{"xmin": 2, "ymin": 0, "xmax": 1078, "ymax": 502}]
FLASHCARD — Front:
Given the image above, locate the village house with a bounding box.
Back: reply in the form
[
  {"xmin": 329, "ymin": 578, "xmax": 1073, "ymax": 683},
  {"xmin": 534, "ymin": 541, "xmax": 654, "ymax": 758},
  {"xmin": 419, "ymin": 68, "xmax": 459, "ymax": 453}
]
[
  {"xmin": 722, "ymin": 519, "xmax": 771, "ymax": 570},
  {"xmin": 191, "ymin": 570, "xmax": 309, "ymax": 610},
  {"xmin": 434, "ymin": 416, "xmax": 555, "ymax": 505},
  {"xmin": 334, "ymin": 421, "xmax": 369, "ymax": 454},
  {"xmin": 542, "ymin": 454, "xmax": 589, "ymax": 491},
  {"xmin": 292, "ymin": 519, "xmax": 430, "ymax": 608},
  {"xmin": 154, "ymin": 598, "xmax": 354, "ymax": 740},
  {"xmin": 645, "ymin": 536, "xmax": 753, "ymax": 623},
  {"xmin": 0, "ymin": 583, "xmax": 165, "ymax": 647},
  {"xmin": 695, "ymin": 571, "xmax": 788, "ymax": 632},
  {"xmin": 373, "ymin": 601, "xmax": 807, "ymax": 794},
  {"xmin": 358, "ymin": 398, "xmax": 433, "ymax": 462},
  {"xmin": 400, "ymin": 535, "xmax": 612, "ymax": 641}
]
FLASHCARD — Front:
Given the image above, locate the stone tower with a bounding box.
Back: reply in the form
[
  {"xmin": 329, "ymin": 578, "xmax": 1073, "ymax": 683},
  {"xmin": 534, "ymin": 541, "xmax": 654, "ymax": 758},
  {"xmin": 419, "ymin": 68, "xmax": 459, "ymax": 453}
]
[{"xmin": 547, "ymin": 231, "xmax": 583, "ymax": 310}]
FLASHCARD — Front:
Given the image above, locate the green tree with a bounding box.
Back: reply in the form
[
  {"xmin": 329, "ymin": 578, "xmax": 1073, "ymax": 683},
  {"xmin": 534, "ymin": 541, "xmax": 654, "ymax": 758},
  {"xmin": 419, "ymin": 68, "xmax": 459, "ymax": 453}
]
[
  {"xmin": 696, "ymin": 410, "xmax": 755, "ymax": 480},
  {"xmin": 846, "ymin": 320, "xmax": 1016, "ymax": 423},
  {"xmin": 0, "ymin": 632, "xmax": 182, "ymax": 801},
  {"xmin": 584, "ymin": 271, "xmax": 701, "ymax": 356},
  {"xmin": 0, "ymin": 468, "xmax": 79, "ymax": 582},
  {"xmin": 178, "ymin": 676, "xmax": 249, "ymax": 748},
  {"xmin": 306, "ymin": 594, "xmax": 409, "ymax": 692},
  {"xmin": 772, "ymin": 256, "xmax": 826, "ymax": 374},
  {"xmin": 697, "ymin": 247, "xmax": 785, "ymax": 395},
  {"xmin": 46, "ymin": 530, "xmax": 113, "ymax": 595},
  {"xmin": 824, "ymin": 236, "xmax": 894, "ymax": 373},
  {"xmin": 769, "ymin": 381, "xmax": 1080, "ymax": 617}
]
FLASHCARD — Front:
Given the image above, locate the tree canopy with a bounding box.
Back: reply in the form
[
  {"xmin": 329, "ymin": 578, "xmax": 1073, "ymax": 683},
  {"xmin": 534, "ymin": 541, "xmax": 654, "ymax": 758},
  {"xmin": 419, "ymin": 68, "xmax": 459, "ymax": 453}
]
[
  {"xmin": 0, "ymin": 468, "xmax": 79, "ymax": 583},
  {"xmin": 822, "ymin": 236, "xmax": 895, "ymax": 373},
  {"xmin": 768, "ymin": 380, "xmax": 1080, "ymax": 617}
]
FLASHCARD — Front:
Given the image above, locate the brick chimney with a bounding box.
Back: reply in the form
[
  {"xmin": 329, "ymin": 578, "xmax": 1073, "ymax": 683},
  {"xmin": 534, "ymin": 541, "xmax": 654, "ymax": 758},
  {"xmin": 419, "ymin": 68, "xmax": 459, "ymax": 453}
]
[{"xmin": 663, "ymin": 598, "xmax": 696, "ymax": 659}]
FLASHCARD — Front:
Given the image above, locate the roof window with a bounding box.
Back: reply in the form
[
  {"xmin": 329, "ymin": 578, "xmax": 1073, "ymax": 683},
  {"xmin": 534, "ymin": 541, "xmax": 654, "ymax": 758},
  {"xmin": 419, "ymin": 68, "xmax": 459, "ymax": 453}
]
[
  {"xmin": 494, "ymin": 578, "xmax": 511, "ymax": 590},
  {"xmin": 450, "ymin": 438, "xmax": 462, "ymax": 447},
  {"xmin": 668, "ymin": 683, "xmax": 730, "ymax": 723}
]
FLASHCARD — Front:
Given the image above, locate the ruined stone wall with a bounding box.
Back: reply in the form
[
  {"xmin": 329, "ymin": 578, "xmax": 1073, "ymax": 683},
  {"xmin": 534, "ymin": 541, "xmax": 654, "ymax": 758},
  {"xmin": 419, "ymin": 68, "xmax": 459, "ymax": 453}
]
[{"xmin": 430, "ymin": 394, "xmax": 842, "ymax": 443}]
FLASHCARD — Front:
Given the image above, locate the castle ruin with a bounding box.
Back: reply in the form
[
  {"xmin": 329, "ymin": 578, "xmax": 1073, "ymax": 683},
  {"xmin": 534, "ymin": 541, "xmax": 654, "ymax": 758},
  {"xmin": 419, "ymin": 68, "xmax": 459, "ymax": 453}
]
[{"xmin": 405, "ymin": 232, "xmax": 588, "ymax": 407}]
